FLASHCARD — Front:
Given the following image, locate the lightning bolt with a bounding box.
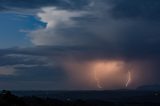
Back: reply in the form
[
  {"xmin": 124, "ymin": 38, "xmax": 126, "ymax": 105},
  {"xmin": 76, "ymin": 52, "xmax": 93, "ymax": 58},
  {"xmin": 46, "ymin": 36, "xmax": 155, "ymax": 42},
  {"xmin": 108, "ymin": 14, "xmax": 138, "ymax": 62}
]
[
  {"xmin": 94, "ymin": 69, "xmax": 102, "ymax": 89},
  {"xmin": 126, "ymin": 71, "xmax": 131, "ymax": 87}
]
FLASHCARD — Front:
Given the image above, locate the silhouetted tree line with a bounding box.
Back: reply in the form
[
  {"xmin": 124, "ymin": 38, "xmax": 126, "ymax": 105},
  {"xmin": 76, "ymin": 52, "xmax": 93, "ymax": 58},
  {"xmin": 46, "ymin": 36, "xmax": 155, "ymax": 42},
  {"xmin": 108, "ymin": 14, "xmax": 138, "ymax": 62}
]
[
  {"xmin": 0, "ymin": 90, "xmax": 115, "ymax": 106},
  {"xmin": 0, "ymin": 90, "xmax": 160, "ymax": 106}
]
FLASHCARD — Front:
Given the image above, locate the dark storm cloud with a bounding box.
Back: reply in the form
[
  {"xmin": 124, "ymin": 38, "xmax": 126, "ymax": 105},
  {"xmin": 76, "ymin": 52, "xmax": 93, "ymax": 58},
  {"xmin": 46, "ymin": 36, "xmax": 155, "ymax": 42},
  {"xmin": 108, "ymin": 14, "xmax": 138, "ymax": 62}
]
[
  {"xmin": 21, "ymin": 0, "xmax": 160, "ymax": 60},
  {"xmin": 1, "ymin": 0, "xmax": 160, "ymax": 60},
  {"xmin": 0, "ymin": 54, "xmax": 44, "ymax": 66},
  {"xmin": 108, "ymin": 0, "xmax": 160, "ymax": 60},
  {"xmin": 0, "ymin": 0, "xmax": 89, "ymax": 11},
  {"xmin": 0, "ymin": 45, "xmax": 159, "ymax": 66},
  {"xmin": 111, "ymin": 0, "xmax": 160, "ymax": 20},
  {"xmin": 1, "ymin": 0, "xmax": 160, "ymax": 20},
  {"xmin": 0, "ymin": 66, "xmax": 66, "ymax": 81},
  {"xmin": 0, "ymin": 47, "xmax": 69, "ymax": 90}
]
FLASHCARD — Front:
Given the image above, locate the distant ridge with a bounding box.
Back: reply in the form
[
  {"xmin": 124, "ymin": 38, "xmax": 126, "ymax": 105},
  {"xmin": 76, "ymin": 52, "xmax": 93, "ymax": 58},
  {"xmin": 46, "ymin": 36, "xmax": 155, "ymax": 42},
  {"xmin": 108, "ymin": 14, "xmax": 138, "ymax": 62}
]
[{"xmin": 137, "ymin": 84, "xmax": 160, "ymax": 91}]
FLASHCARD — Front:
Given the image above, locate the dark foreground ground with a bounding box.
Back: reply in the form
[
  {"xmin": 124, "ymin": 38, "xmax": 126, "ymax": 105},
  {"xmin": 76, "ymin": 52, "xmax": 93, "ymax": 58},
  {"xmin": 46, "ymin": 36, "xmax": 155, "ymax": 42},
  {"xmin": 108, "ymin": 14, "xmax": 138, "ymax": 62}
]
[{"xmin": 0, "ymin": 90, "xmax": 160, "ymax": 106}]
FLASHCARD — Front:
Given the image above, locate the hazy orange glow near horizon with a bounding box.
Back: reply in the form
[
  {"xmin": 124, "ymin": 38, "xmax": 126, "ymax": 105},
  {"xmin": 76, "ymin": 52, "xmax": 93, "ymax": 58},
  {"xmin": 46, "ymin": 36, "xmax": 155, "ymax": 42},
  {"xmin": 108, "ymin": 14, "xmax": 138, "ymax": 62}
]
[
  {"xmin": 91, "ymin": 60, "xmax": 132, "ymax": 89},
  {"xmin": 63, "ymin": 59, "xmax": 133, "ymax": 89}
]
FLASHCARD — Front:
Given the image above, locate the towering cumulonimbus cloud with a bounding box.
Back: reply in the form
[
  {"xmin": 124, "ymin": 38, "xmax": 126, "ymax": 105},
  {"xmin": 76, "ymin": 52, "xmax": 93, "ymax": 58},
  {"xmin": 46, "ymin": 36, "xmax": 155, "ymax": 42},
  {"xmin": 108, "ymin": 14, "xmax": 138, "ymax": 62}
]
[
  {"xmin": 27, "ymin": 0, "xmax": 160, "ymax": 59},
  {"xmin": 28, "ymin": 7, "xmax": 87, "ymax": 46}
]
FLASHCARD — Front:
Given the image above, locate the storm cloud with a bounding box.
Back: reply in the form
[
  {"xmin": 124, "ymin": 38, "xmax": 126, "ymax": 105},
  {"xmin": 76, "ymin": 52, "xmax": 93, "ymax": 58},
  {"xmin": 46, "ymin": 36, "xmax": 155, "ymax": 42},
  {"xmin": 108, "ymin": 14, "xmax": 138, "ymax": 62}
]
[{"xmin": 0, "ymin": 0, "xmax": 160, "ymax": 89}]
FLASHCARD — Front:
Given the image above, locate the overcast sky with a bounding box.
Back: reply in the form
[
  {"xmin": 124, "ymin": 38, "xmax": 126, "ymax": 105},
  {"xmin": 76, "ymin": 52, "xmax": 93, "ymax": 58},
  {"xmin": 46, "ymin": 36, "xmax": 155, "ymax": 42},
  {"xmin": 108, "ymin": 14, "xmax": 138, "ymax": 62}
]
[{"xmin": 0, "ymin": 0, "xmax": 160, "ymax": 90}]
